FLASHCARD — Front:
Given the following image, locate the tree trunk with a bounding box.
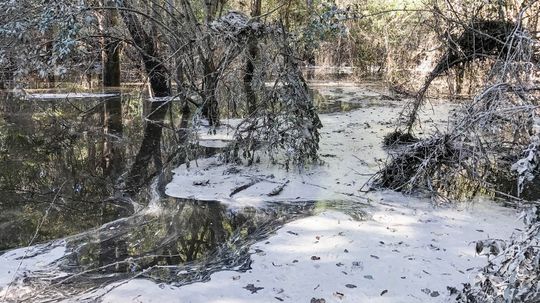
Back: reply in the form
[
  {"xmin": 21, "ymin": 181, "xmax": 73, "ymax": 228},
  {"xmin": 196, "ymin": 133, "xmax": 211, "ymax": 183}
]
[
  {"xmin": 201, "ymin": 0, "xmax": 221, "ymax": 126},
  {"xmin": 455, "ymin": 64, "xmax": 465, "ymax": 96},
  {"xmin": 101, "ymin": 0, "xmax": 122, "ymax": 88},
  {"xmin": 243, "ymin": 0, "xmax": 261, "ymax": 115},
  {"xmin": 100, "ymin": 1, "xmax": 122, "ymax": 175},
  {"xmin": 0, "ymin": 65, "xmax": 10, "ymax": 90},
  {"xmin": 117, "ymin": 0, "xmax": 170, "ymax": 97},
  {"xmin": 202, "ymin": 61, "xmax": 220, "ymax": 126},
  {"xmin": 304, "ymin": 0, "xmax": 316, "ymax": 80},
  {"xmin": 45, "ymin": 30, "xmax": 55, "ymax": 88},
  {"xmin": 167, "ymin": 0, "xmax": 184, "ymax": 92}
]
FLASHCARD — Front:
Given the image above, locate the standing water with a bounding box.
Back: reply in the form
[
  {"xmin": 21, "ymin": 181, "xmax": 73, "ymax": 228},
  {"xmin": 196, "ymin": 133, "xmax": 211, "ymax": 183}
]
[{"xmin": 0, "ymin": 85, "xmax": 370, "ymax": 302}]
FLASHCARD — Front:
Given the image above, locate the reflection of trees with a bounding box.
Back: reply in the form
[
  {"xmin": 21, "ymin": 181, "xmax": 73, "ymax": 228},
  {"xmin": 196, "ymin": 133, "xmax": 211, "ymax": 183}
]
[
  {"xmin": 3, "ymin": 199, "xmax": 315, "ymax": 302},
  {"xmin": 97, "ymin": 93, "xmax": 129, "ymax": 272},
  {"xmin": 0, "ymin": 94, "xmax": 141, "ymax": 250},
  {"xmin": 0, "ymin": 91, "xmax": 191, "ymax": 251},
  {"xmin": 101, "ymin": 94, "xmax": 123, "ymax": 177},
  {"xmin": 61, "ymin": 200, "xmax": 314, "ymax": 285},
  {"xmin": 68, "ymin": 199, "xmax": 230, "ymax": 278},
  {"xmin": 125, "ymin": 100, "xmax": 170, "ymax": 194}
]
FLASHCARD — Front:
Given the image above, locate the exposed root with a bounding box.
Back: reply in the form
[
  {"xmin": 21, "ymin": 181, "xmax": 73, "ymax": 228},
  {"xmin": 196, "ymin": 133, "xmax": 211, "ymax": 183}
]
[
  {"xmin": 382, "ymin": 130, "xmax": 419, "ymax": 147},
  {"xmin": 375, "ymin": 133, "xmax": 466, "ymax": 195}
]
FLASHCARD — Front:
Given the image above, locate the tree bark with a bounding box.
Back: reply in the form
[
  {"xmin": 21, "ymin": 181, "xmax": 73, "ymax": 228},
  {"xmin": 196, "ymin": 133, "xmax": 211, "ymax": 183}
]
[
  {"xmin": 202, "ymin": 59, "xmax": 220, "ymax": 126},
  {"xmin": 201, "ymin": 0, "xmax": 221, "ymax": 126},
  {"xmin": 101, "ymin": 1, "xmax": 122, "ymax": 88},
  {"xmin": 45, "ymin": 30, "xmax": 55, "ymax": 88},
  {"xmin": 243, "ymin": 0, "xmax": 261, "ymax": 115}
]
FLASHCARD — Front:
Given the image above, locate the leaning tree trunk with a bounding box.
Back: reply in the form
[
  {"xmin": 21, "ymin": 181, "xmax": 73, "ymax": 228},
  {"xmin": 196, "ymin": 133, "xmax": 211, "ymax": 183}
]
[
  {"xmin": 402, "ymin": 20, "xmax": 516, "ymax": 134},
  {"xmin": 125, "ymin": 101, "xmax": 170, "ymax": 192},
  {"xmin": 117, "ymin": 0, "xmax": 170, "ymax": 97}
]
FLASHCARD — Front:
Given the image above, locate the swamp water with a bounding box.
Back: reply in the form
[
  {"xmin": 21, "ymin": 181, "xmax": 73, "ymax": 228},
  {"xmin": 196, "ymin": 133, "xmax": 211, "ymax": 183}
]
[{"xmin": 0, "ymin": 84, "xmax": 375, "ymax": 302}]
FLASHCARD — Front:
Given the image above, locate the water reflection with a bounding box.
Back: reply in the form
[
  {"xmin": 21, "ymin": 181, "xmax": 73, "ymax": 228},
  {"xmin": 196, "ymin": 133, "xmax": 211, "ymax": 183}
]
[
  {"xmin": 64, "ymin": 199, "xmax": 314, "ymax": 282},
  {"xmin": 101, "ymin": 93, "xmax": 124, "ymax": 178},
  {"xmin": 125, "ymin": 100, "xmax": 170, "ymax": 194},
  {"xmin": 309, "ymin": 87, "xmax": 375, "ymax": 114},
  {"xmin": 2, "ymin": 197, "xmax": 365, "ymax": 302},
  {"xmin": 0, "ymin": 87, "xmax": 369, "ymax": 302},
  {"xmin": 0, "ymin": 92, "xmax": 144, "ymax": 250},
  {"xmin": 98, "ymin": 93, "xmax": 130, "ymax": 275},
  {"xmin": 0, "ymin": 90, "xmax": 324, "ymax": 251}
]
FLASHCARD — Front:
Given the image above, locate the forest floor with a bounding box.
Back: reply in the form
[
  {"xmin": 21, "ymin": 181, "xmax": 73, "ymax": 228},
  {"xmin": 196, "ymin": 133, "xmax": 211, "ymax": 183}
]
[{"xmin": 103, "ymin": 83, "xmax": 523, "ymax": 302}]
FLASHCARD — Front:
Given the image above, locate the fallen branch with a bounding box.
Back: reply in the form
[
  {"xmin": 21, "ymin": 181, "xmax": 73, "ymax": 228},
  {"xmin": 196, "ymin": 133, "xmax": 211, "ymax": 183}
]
[
  {"xmin": 267, "ymin": 180, "xmax": 290, "ymax": 196},
  {"xmin": 229, "ymin": 179, "xmax": 261, "ymax": 197}
]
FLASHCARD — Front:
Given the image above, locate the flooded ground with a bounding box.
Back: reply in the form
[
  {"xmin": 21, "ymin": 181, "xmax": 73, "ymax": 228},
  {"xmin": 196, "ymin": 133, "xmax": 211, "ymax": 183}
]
[
  {"xmin": 0, "ymin": 81, "xmax": 523, "ymax": 302},
  {"xmin": 0, "ymin": 82, "xmax": 379, "ymax": 302},
  {"xmin": 0, "ymin": 83, "xmax": 379, "ymax": 249}
]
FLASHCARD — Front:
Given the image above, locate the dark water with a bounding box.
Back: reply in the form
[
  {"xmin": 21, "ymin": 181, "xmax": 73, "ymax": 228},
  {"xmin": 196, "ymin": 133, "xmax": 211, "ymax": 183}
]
[
  {"xmin": 310, "ymin": 85, "xmax": 397, "ymax": 114},
  {"xmin": 0, "ymin": 89, "xmax": 370, "ymax": 250},
  {"xmin": 0, "ymin": 92, "xmax": 154, "ymax": 250},
  {"xmin": 0, "ymin": 89, "xmax": 368, "ymax": 302},
  {"xmin": 311, "ymin": 89, "xmax": 365, "ymax": 114}
]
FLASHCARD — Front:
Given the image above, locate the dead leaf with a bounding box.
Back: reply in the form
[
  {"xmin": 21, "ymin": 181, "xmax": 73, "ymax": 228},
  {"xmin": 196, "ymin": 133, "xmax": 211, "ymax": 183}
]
[
  {"xmin": 192, "ymin": 180, "xmax": 210, "ymax": 186},
  {"xmin": 243, "ymin": 284, "xmax": 264, "ymax": 294}
]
